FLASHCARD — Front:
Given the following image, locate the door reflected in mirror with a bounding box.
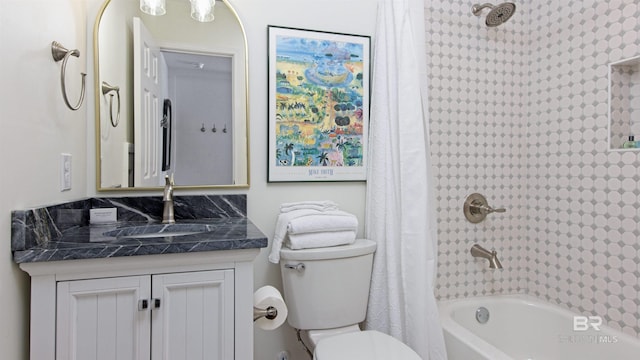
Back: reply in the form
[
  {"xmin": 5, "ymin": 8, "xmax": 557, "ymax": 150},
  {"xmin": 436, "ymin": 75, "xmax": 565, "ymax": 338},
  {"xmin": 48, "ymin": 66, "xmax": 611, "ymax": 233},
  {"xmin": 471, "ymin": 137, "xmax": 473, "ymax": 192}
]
[{"xmin": 95, "ymin": 0, "xmax": 249, "ymax": 190}]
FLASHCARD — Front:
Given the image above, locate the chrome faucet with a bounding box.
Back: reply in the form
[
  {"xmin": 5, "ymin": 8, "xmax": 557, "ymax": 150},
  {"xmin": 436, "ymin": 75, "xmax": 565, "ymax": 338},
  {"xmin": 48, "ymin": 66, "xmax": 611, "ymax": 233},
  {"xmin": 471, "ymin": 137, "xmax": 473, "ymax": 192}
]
[
  {"xmin": 471, "ymin": 244, "xmax": 502, "ymax": 269},
  {"xmin": 162, "ymin": 174, "xmax": 175, "ymax": 224}
]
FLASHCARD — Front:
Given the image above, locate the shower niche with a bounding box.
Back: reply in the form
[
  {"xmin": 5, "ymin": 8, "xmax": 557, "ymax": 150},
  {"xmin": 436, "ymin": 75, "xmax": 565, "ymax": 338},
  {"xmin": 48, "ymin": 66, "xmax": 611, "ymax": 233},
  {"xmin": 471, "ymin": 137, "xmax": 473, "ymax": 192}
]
[{"xmin": 609, "ymin": 55, "xmax": 640, "ymax": 151}]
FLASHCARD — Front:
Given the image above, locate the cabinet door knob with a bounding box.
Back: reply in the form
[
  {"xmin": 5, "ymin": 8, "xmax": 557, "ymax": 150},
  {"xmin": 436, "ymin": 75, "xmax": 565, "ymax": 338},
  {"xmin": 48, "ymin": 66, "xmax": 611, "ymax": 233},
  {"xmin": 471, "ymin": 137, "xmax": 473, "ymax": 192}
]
[
  {"xmin": 138, "ymin": 299, "xmax": 149, "ymax": 311},
  {"xmin": 153, "ymin": 298, "xmax": 161, "ymax": 309}
]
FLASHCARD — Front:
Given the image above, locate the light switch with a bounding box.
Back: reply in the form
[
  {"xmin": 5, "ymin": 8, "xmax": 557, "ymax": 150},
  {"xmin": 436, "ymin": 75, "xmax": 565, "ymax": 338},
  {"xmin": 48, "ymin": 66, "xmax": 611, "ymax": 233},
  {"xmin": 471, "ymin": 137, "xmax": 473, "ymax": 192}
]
[{"xmin": 61, "ymin": 153, "xmax": 72, "ymax": 191}]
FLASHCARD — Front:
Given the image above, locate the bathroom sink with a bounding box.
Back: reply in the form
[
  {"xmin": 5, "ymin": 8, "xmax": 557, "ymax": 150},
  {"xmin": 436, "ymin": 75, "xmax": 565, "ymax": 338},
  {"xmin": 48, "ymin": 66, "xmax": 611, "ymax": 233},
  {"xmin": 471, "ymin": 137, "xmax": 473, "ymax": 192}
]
[{"xmin": 103, "ymin": 223, "xmax": 215, "ymax": 239}]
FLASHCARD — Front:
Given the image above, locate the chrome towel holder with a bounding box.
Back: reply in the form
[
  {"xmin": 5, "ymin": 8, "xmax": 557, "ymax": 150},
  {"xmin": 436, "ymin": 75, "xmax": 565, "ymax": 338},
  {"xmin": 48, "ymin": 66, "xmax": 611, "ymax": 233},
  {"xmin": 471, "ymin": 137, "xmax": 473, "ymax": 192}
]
[
  {"xmin": 51, "ymin": 41, "xmax": 86, "ymax": 111},
  {"xmin": 101, "ymin": 81, "xmax": 120, "ymax": 127}
]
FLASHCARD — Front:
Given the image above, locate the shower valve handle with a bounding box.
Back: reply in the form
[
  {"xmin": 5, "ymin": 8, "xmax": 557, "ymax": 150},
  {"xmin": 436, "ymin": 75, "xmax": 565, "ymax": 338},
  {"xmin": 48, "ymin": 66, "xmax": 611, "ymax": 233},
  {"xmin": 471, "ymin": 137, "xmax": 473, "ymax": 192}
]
[
  {"xmin": 475, "ymin": 203, "xmax": 506, "ymax": 214},
  {"xmin": 463, "ymin": 193, "xmax": 506, "ymax": 223}
]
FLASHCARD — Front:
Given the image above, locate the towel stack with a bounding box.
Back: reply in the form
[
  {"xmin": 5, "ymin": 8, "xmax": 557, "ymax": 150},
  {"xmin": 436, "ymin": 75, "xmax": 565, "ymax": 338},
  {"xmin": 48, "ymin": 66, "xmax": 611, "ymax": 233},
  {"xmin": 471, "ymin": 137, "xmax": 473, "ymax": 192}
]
[{"xmin": 268, "ymin": 201, "xmax": 358, "ymax": 263}]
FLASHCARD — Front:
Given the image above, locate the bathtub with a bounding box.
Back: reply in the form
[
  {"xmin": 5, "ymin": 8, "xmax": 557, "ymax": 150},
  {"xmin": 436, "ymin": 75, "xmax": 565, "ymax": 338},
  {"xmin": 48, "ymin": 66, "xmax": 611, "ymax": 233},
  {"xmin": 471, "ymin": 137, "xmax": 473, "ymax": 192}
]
[{"xmin": 439, "ymin": 294, "xmax": 640, "ymax": 360}]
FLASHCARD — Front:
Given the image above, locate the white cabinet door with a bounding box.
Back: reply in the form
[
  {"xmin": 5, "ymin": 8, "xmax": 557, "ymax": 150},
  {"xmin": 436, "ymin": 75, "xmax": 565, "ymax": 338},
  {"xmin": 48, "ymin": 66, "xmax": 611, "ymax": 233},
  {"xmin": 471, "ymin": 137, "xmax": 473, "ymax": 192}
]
[
  {"xmin": 56, "ymin": 276, "xmax": 151, "ymax": 360},
  {"xmin": 151, "ymin": 270, "xmax": 234, "ymax": 360}
]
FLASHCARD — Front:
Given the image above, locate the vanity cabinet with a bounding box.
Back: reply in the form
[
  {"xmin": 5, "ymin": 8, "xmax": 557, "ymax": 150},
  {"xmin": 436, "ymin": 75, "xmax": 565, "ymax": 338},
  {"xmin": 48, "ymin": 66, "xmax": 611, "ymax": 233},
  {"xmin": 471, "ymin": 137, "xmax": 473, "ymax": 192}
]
[
  {"xmin": 20, "ymin": 249, "xmax": 257, "ymax": 360},
  {"xmin": 56, "ymin": 275, "xmax": 151, "ymax": 360},
  {"xmin": 150, "ymin": 270, "xmax": 234, "ymax": 360},
  {"xmin": 56, "ymin": 270, "xmax": 233, "ymax": 360}
]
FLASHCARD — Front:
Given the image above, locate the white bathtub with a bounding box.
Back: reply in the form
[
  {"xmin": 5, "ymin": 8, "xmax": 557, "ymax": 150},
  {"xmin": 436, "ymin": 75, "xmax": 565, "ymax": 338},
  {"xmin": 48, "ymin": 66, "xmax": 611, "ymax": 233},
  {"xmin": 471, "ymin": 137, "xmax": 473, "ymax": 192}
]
[{"xmin": 439, "ymin": 294, "xmax": 640, "ymax": 360}]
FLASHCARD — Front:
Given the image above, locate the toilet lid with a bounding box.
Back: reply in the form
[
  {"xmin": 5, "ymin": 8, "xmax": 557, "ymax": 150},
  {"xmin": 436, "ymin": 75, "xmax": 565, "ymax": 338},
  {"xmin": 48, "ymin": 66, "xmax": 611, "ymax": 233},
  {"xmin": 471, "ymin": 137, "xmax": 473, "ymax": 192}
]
[{"xmin": 313, "ymin": 330, "xmax": 421, "ymax": 360}]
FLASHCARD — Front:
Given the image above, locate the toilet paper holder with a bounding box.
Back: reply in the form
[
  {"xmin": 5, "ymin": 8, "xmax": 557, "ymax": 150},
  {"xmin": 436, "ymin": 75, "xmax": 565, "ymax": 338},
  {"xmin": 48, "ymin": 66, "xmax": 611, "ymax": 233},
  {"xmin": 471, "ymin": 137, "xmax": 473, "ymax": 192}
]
[
  {"xmin": 253, "ymin": 306, "xmax": 278, "ymax": 322},
  {"xmin": 253, "ymin": 285, "xmax": 287, "ymax": 329}
]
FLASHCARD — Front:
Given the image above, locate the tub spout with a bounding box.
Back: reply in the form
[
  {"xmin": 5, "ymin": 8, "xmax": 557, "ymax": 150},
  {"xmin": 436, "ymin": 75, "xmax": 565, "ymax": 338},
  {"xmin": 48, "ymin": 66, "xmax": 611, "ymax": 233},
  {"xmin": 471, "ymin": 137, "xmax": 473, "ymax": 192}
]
[{"xmin": 471, "ymin": 244, "xmax": 502, "ymax": 269}]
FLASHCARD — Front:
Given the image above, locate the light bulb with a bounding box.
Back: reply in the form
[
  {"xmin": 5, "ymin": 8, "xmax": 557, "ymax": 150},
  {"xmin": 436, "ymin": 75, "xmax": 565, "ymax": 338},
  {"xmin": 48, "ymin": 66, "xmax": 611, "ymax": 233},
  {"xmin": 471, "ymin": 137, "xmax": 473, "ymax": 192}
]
[
  {"xmin": 140, "ymin": 0, "xmax": 166, "ymax": 16},
  {"xmin": 190, "ymin": 0, "xmax": 216, "ymax": 22}
]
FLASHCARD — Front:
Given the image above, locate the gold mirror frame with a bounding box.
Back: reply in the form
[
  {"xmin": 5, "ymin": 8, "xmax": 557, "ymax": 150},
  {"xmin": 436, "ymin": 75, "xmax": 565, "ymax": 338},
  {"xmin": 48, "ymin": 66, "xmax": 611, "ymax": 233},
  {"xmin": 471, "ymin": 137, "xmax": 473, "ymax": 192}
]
[{"xmin": 93, "ymin": 0, "xmax": 250, "ymax": 192}]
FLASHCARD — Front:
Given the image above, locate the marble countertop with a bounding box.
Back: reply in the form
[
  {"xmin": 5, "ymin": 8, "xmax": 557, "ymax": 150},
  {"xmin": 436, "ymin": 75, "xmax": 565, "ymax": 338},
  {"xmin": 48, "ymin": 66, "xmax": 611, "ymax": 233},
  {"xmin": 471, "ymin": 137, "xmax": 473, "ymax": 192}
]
[
  {"xmin": 11, "ymin": 195, "xmax": 268, "ymax": 264},
  {"xmin": 13, "ymin": 218, "xmax": 267, "ymax": 263}
]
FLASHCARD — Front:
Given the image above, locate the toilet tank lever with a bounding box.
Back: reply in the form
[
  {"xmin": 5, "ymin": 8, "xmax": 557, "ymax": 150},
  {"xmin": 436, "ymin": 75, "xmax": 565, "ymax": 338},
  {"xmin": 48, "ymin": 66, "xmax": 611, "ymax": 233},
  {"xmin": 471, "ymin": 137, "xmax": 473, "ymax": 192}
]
[{"xmin": 284, "ymin": 263, "xmax": 306, "ymax": 272}]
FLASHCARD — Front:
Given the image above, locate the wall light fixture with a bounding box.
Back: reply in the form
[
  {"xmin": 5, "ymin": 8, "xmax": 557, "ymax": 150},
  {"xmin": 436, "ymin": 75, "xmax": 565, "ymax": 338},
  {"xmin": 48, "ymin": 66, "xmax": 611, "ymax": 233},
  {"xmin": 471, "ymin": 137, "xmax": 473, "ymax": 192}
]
[
  {"xmin": 139, "ymin": 0, "xmax": 166, "ymax": 16},
  {"xmin": 140, "ymin": 0, "xmax": 216, "ymax": 23},
  {"xmin": 190, "ymin": 0, "xmax": 216, "ymax": 22}
]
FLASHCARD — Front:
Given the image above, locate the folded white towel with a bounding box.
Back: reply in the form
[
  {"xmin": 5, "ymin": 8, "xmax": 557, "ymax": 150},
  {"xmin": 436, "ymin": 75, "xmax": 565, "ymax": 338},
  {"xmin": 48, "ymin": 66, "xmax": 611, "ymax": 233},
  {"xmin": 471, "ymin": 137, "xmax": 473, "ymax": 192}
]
[
  {"xmin": 269, "ymin": 209, "xmax": 359, "ymax": 263},
  {"xmin": 286, "ymin": 230, "xmax": 356, "ymax": 250},
  {"xmin": 270, "ymin": 209, "xmax": 325, "ymax": 263},
  {"xmin": 287, "ymin": 211, "xmax": 358, "ymax": 234},
  {"xmin": 280, "ymin": 200, "xmax": 338, "ymax": 213}
]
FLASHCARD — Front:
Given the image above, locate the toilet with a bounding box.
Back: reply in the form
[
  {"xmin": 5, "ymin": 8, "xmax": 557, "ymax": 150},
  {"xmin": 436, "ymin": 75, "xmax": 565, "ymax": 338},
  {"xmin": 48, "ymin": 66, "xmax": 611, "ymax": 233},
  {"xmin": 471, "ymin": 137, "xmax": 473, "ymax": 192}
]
[{"xmin": 279, "ymin": 239, "xmax": 421, "ymax": 360}]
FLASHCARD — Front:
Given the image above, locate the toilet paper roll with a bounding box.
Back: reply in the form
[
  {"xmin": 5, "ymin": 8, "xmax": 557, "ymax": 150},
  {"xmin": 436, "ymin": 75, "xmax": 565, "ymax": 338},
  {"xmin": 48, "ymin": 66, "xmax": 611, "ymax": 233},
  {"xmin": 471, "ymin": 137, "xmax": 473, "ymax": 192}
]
[{"xmin": 253, "ymin": 285, "xmax": 288, "ymax": 330}]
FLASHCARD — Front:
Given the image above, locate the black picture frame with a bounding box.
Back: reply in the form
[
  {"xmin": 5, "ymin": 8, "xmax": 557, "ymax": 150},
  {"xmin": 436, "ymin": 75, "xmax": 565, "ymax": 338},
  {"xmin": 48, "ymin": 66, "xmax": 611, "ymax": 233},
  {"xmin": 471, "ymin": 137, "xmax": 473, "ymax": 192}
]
[{"xmin": 267, "ymin": 26, "xmax": 371, "ymax": 182}]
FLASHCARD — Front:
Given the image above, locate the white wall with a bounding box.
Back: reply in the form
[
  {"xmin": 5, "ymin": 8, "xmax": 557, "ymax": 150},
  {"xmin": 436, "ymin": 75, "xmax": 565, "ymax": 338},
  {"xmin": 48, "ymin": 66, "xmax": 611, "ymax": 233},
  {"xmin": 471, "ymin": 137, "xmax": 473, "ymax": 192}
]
[
  {"xmin": 0, "ymin": 1, "xmax": 89, "ymax": 359},
  {"xmin": 98, "ymin": 0, "xmax": 137, "ymax": 188}
]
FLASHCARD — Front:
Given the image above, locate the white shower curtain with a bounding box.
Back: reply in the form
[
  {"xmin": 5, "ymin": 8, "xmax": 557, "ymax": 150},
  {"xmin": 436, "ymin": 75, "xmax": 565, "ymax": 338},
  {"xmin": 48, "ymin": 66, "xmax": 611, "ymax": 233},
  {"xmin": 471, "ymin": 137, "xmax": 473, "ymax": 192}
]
[{"xmin": 364, "ymin": 0, "xmax": 447, "ymax": 359}]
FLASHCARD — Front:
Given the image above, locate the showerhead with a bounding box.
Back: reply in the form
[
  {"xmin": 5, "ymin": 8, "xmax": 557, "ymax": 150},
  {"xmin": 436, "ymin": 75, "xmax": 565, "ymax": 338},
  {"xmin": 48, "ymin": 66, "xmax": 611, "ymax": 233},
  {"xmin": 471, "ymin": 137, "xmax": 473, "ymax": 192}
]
[{"xmin": 472, "ymin": 2, "xmax": 516, "ymax": 27}]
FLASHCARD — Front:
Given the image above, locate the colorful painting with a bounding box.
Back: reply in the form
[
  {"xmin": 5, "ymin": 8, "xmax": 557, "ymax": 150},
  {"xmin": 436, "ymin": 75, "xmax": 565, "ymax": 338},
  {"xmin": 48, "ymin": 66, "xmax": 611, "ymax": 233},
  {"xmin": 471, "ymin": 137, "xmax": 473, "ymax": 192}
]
[{"xmin": 268, "ymin": 26, "xmax": 370, "ymax": 182}]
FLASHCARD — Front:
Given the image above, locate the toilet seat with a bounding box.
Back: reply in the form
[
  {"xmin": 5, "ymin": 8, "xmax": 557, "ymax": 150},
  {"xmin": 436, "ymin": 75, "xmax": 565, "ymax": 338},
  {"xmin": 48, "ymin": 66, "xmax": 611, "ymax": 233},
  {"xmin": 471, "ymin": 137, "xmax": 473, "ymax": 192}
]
[{"xmin": 313, "ymin": 330, "xmax": 421, "ymax": 360}]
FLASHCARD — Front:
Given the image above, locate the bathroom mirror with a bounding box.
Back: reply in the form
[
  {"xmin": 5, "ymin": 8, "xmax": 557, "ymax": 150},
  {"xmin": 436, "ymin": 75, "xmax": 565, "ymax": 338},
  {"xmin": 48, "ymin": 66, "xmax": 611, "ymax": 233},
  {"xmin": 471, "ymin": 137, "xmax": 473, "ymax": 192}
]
[
  {"xmin": 608, "ymin": 55, "xmax": 640, "ymax": 151},
  {"xmin": 94, "ymin": 0, "xmax": 249, "ymax": 190}
]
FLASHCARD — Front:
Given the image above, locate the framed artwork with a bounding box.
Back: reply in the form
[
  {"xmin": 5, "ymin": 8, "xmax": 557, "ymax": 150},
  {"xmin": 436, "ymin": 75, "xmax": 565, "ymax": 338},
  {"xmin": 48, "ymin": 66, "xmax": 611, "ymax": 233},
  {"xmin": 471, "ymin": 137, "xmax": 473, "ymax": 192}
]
[{"xmin": 268, "ymin": 26, "xmax": 370, "ymax": 182}]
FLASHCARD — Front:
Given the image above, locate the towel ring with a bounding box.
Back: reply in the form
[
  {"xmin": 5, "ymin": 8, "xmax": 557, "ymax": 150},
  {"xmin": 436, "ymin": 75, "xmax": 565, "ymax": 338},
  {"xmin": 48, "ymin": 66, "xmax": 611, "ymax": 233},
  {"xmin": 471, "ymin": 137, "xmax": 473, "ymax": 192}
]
[
  {"xmin": 101, "ymin": 81, "xmax": 121, "ymax": 127},
  {"xmin": 51, "ymin": 41, "xmax": 86, "ymax": 111}
]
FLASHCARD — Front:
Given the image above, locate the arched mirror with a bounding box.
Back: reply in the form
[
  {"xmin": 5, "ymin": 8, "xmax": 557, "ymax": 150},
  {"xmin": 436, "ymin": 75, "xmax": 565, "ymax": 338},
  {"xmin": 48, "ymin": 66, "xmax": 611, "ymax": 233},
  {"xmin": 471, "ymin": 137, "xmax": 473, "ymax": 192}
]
[{"xmin": 94, "ymin": 0, "xmax": 249, "ymax": 191}]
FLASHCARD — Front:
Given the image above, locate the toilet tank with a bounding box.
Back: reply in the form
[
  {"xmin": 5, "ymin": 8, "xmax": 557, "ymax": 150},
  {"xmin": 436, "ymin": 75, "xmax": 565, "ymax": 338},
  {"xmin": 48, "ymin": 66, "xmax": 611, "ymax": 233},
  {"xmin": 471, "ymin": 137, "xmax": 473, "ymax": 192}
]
[{"xmin": 279, "ymin": 239, "xmax": 376, "ymax": 330}]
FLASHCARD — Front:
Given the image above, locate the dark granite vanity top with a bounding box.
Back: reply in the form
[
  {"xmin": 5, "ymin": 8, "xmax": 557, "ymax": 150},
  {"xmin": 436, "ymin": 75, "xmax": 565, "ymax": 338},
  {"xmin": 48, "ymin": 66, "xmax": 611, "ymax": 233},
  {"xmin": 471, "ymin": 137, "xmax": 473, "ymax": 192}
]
[{"xmin": 12, "ymin": 195, "xmax": 268, "ymax": 264}]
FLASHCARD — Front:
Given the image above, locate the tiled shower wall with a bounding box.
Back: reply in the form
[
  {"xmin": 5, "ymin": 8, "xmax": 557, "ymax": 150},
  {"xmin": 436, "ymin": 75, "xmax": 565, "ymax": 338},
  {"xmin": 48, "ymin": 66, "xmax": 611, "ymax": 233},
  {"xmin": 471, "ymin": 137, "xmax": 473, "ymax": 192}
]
[
  {"xmin": 427, "ymin": 0, "xmax": 640, "ymax": 337},
  {"xmin": 427, "ymin": 1, "xmax": 530, "ymax": 299},
  {"xmin": 527, "ymin": 0, "xmax": 640, "ymax": 336}
]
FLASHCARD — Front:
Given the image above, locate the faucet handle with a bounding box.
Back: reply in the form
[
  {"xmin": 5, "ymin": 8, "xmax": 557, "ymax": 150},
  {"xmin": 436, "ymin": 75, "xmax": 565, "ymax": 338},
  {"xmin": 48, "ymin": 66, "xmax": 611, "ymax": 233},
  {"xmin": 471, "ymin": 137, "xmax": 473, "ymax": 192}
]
[
  {"xmin": 163, "ymin": 174, "xmax": 174, "ymax": 201},
  {"xmin": 485, "ymin": 205, "xmax": 506, "ymax": 214},
  {"xmin": 165, "ymin": 173, "xmax": 174, "ymax": 186}
]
